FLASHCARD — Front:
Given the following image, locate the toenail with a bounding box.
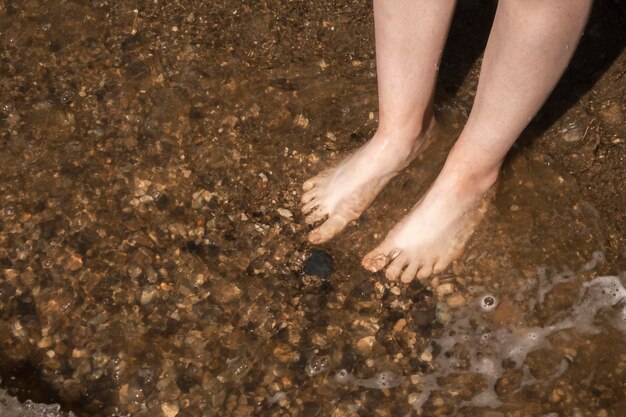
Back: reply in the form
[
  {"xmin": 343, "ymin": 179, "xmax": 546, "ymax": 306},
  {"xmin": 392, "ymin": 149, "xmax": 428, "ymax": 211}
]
[{"xmin": 308, "ymin": 232, "xmax": 321, "ymax": 243}]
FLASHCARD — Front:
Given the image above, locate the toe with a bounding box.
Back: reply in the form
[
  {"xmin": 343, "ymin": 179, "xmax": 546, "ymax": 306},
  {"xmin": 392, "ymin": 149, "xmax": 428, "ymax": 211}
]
[
  {"xmin": 302, "ymin": 177, "xmax": 318, "ymax": 191},
  {"xmin": 301, "ymin": 189, "xmax": 318, "ymax": 204},
  {"xmin": 302, "ymin": 199, "xmax": 320, "ymax": 214},
  {"xmin": 432, "ymin": 257, "xmax": 451, "ymax": 274},
  {"xmin": 416, "ymin": 260, "xmax": 435, "ymax": 280},
  {"xmin": 432, "ymin": 247, "xmax": 463, "ymax": 274},
  {"xmin": 305, "ymin": 209, "xmax": 327, "ymax": 225},
  {"xmin": 362, "ymin": 241, "xmax": 396, "ymax": 273},
  {"xmin": 308, "ymin": 213, "xmax": 350, "ymax": 244},
  {"xmin": 385, "ymin": 254, "xmax": 407, "ymax": 281},
  {"xmin": 400, "ymin": 261, "xmax": 420, "ymax": 283},
  {"xmin": 302, "ymin": 170, "xmax": 330, "ymax": 191}
]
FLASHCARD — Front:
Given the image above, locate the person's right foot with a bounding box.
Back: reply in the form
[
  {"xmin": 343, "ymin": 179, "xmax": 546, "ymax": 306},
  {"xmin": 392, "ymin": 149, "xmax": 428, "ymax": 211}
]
[
  {"xmin": 361, "ymin": 166, "xmax": 497, "ymax": 282},
  {"xmin": 301, "ymin": 120, "xmax": 438, "ymax": 244}
]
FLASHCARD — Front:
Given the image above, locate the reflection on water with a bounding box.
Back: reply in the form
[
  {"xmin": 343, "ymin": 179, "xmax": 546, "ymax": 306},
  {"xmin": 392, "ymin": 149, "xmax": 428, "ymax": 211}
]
[{"xmin": 0, "ymin": 1, "xmax": 625, "ymax": 416}]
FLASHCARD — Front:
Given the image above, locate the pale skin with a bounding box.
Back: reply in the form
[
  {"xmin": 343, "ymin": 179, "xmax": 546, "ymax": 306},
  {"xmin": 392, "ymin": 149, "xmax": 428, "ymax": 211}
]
[{"xmin": 302, "ymin": 0, "xmax": 593, "ymax": 282}]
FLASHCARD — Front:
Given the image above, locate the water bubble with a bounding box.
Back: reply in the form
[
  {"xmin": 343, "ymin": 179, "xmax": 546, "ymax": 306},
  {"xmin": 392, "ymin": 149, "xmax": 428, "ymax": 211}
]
[
  {"xmin": 305, "ymin": 355, "xmax": 330, "ymax": 377},
  {"xmin": 377, "ymin": 373, "xmax": 388, "ymax": 388},
  {"xmin": 357, "ymin": 371, "xmax": 405, "ymax": 389},
  {"xmin": 334, "ymin": 369, "xmax": 351, "ymax": 384},
  {"xmin": 480, "ymin": 295, "xmax": 498, "ymax": 312}
]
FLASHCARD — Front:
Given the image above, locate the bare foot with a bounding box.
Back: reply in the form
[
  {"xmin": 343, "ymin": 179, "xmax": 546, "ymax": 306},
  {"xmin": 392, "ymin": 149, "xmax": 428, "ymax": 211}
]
[
  {"xmin": 301, "ymin": 121, "xmax": 437, "ymax": 244},
  {"xmin": 361, "ymin": 169, "xmax": 497, "ymax": 282}
]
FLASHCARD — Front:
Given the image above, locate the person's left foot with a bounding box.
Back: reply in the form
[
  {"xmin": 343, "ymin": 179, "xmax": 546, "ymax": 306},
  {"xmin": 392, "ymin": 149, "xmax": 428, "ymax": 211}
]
[
  {"xmin": 301, "ymin": 120, "xmax": 437, "ymax": 244},
  {"xmin": 361, "ymin": 169, "xmax": 496, "ymax": 282}
]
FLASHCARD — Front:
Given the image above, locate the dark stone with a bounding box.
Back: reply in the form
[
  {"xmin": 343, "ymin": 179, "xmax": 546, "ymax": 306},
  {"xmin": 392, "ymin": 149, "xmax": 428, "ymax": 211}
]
[
  {"xmin": 413, "ymin": 306, "xmax": 436, "ymax": 329},
  {"xmin": 303, "ymin": 250, "xmax": 333, "ymax": 277},
  {"xmin": 188, "ymin": 107, "xmax": 204, "ymax": 120}
]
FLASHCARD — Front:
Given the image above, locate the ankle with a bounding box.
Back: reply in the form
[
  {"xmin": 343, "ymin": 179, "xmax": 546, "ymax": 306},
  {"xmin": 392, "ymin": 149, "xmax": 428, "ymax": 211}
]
[
  {"xmin": 374, "ymin": 115, "xmax": 436, "ymax": 152},
  {"xmin": 376, "ymin": 107, "xmax": 435, "ymax": 143},
  {"xmin": 442, "ymin": 162, "xmax": 500, "ymax": 196}
]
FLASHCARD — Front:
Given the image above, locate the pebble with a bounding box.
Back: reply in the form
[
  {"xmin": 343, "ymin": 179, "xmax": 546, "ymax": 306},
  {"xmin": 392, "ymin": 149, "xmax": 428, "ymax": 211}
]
[
  {"xmin": 140, "ymin": 287, "xmax": 158, "ymax": 305},
  {"xmin": 304, "ymin": 250, "xmax": 333, "ymax": 277},
  {"xmin": 435, "ymin": 303, "xmax": 452, "ymax": 324},
  {"xmin": 294, "ymin": 114, "xmax": 309, "ymax": 128},
  {"xmin": 598, "ymin": 101, "xmax": 623, "ymax": 128},
  {"xmin": 215, "ymin": 283, "xmax": 242, "ymax": 304},
  {"xmin": 436, "ymin": 283, "xmax": 454, "ymax": 296},
  {"xmin": 277, "ymin": 208, "xmax": 293, "ymax": 219},
  {"xmin": 66, "ymin": 254, "xmax": 83, "ymax": 271},
  {"xmin": 393, "ymin": 318, "xmax": 407, "ymax": 333},
  {"xmin": 560, "ymin": 121, "xmax": 586, "ymax": 143},
  {"xmin": 128, "ymin": 265, "xmax": 142, "ymax": 279},
  {"xmin": 446, "ymin": 294, "xmax": 465, "ymax": 308},
  {"xmin": 161, "ymin": 401, "xmax": 179, "ymax": 417},
  {"xmin": 356, "ymin": 336, "xmax": 375, "ymax": 354}
]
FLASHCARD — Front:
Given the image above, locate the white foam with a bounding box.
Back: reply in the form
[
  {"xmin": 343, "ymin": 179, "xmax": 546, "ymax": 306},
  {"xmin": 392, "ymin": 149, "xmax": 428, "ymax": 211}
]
[
  {"xmin": 405, "ymin": 252, "xmax": 625, "ymax": 413},
  {"xmin": 0, "ymin": 383, "xmax": 74, "ymax": 417}
]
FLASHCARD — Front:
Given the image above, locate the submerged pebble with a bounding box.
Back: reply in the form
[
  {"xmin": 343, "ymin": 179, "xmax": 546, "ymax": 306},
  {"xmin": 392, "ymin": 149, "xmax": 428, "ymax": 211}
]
[
  {"xmin": 559, "ymin": 121, "xmax": 587, "ymax": 143},
  {"xmin": 303, "ymin": 250, "xmax": 333, "ymax": 277}
]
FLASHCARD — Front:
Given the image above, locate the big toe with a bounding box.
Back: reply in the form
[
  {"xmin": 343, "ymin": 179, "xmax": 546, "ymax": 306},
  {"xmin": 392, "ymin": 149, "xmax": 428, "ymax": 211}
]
[
  {"xmin": 362, "ymin": 243, "xmax": 395, "ymax": 272},
  {"xmin": 308, "ymin": 214, "xmax": 350, "ymax": 244}
]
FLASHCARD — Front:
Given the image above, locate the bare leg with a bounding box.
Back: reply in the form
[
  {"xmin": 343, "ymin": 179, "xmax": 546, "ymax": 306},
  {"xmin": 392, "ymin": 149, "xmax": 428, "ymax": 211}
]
[
  {"xmin": 301, "ymin": 0, "xmax": 456, "ymax": 244},
  {"xmin": 363, "ymin": 0, "xmax": 592, "ymax": 282}
]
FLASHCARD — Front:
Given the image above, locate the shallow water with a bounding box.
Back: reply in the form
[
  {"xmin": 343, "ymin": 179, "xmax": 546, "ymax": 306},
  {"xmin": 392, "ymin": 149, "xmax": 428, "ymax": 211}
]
[{"xmin": 1, "ymin": 1, "xmax": 625, "ymax": 416}]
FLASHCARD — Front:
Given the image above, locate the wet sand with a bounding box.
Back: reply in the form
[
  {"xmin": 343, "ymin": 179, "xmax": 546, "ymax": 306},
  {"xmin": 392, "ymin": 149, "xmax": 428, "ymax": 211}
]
[{"xmin": 0, "ymin": 1, "xmax": 625, "ymax": 416}]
